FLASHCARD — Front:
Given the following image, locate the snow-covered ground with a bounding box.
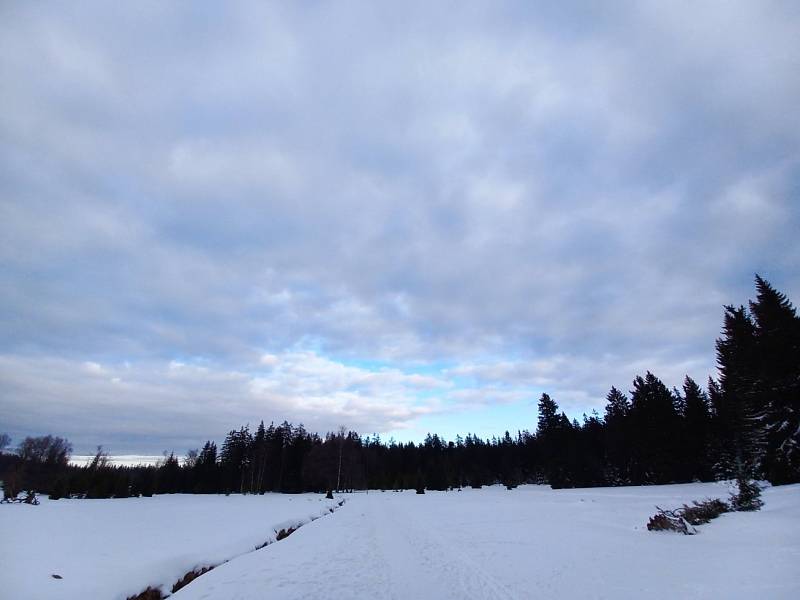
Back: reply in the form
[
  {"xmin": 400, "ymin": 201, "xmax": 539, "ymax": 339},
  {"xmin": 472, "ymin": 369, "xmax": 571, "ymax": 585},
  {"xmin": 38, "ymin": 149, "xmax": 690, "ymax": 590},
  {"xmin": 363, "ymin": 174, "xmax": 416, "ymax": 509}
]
[
  {"xmin": 2, "ymin": 483, "xmax": 798, "ymax": 599},
  {"xmin": 173, "ymin": 482, "xmax": 800, "ymax": 600},
  {"xmin": 0, "ymin": 493, "xmax": 339, "ymax": 600}
]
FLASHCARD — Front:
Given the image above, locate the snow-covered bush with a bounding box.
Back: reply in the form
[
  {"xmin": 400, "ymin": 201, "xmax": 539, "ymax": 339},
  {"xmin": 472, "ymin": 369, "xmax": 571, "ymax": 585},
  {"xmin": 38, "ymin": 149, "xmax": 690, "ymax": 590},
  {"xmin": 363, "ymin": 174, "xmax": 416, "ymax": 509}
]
[
  {"xmin": 647, "ymin": 507, "xmax": 695, "ymax": 535},
  {"xmin": 730, "ymin": 477, "xmax": 763, "ymax": 511},
  {"xmin": 680, "ymin": 499, "xmax": 730, "ymax": 525},
  {"xmin": 647, "ymin": 498, "xmax": 731, "ymax": 534}
]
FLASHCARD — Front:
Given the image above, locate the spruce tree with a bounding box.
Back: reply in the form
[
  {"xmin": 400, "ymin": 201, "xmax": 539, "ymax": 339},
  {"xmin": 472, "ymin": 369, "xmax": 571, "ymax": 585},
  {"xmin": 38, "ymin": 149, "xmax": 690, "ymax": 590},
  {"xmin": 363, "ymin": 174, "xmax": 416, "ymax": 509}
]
[
  {"xmin": 749, "ymin": 275, "xmax": 800, "ymax": 482},
  {"xmin": 628, "ymin": 372, "xmax": 682, "ymax": 484},
  {"xmin": 113, "ymin": 472, "xmax": 131, "ymax": 498},
  {"xmin": 603, "ymin": 387, "xmax": 631, "ymax": 484},
  {"xmin": 716, "ymin": 305, "xmax": 761, "ymax": 474},
  {"xmin": 537, "ymin": 393, "xmax": 560, "ymax": 436},
  {"xmin": 254, "ymin": 422, "xmax": 268, "ymax": 493},
  {"xmin": 683, "ymin": 376, "xmax": 712, "ymax": 481},
  {"xmin": 708, "ymin": 377, "xmax": 737, "ymax": 478},
  {"xmin": 49, "ymin": 477, "xmax": 66, "ymax": 500},
  {"xmin": 195, "ymin": 441, "xmax": 218, "ymax": 493},
  {"xmin": 536, "ymin": 394, "xmax": 572, "ymax": 487}
]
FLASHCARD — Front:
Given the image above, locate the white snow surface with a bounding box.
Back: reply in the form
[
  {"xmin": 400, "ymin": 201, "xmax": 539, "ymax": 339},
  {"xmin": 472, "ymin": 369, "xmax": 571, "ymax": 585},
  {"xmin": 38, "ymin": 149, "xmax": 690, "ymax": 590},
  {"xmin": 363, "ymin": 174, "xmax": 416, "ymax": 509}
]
[
  {"xmin": 173, "ymin": 482, "xmax": 800, "ymax": 600},
  {"xmin": 2, "ymin": 483, "xmax": 798, "ymax": 599},
  {"xmin": 0, "ymin": 493, "xmax": 339, "ymax": 600}
]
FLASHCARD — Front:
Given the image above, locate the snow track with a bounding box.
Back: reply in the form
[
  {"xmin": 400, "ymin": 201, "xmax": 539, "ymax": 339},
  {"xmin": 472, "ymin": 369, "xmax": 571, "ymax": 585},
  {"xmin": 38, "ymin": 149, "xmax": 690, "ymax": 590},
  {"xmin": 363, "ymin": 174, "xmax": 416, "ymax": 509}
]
[
  {"xmin": 173, "ymin": 483, "xmax": 800, "ymax": 600},
  {"xmin": 173, "ymin": 491, "xmax": 521, "ymax": 600},
  {"xmin": 366, "ymin": 496, "xmax": 518, "ymax": 600}
]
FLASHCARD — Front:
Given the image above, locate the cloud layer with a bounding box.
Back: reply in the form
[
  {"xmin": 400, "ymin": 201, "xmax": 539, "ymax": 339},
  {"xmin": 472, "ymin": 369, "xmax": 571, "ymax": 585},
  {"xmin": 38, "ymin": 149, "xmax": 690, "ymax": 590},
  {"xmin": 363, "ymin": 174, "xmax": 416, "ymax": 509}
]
[{"xmin": 1, "ymin": 1, "xmax": 798, "ymax": 452}]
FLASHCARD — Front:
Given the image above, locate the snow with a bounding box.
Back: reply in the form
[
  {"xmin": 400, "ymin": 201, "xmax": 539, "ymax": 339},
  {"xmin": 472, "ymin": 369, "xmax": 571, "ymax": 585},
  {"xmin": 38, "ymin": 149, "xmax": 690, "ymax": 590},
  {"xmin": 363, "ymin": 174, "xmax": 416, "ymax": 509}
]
[
  {"xmin": 69, "ymin": 455, "xmax": 167, "ymax": 467},
  {"xmin": 0, "ymin": 493, "xmax": 339, "ymax": 600},
  {"xmin": 2, "ymin": 483, "xmax": 798, "ymax": 600},
  {"xmin": 173, "ymin": 482, "xmax": 800, "ymax": 600}
]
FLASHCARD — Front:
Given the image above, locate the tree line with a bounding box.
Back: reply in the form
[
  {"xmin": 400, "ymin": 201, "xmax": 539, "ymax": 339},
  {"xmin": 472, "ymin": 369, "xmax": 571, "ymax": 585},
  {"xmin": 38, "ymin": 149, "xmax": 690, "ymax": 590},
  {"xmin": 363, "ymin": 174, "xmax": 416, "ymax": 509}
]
[{"xmin": 1, "ymin": 275, "xmax": 797, "ymax": 499}]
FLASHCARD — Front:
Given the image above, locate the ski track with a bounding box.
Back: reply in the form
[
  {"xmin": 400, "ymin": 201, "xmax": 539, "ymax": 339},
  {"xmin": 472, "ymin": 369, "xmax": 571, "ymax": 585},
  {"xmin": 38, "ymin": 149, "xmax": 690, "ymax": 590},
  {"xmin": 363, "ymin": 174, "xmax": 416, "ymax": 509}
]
[
  {"xmin": 176, "ymin": 493, "xmax": 516, "ymax": 600},
  {"xmin": 368, "ymin": 494, "xmax": 517, "ymax": 600},
  {"xmin": 169, "ymin": 483, "xmax": 800, "ymax": 600}
]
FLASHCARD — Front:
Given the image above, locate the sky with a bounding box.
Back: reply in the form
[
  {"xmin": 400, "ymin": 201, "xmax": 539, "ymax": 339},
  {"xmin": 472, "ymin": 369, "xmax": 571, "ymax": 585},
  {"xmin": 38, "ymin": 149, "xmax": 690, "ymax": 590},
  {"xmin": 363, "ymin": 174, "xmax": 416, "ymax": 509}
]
[{"xmin": 1, "ymin": 1, "xmax": 799, "ymax": 455}]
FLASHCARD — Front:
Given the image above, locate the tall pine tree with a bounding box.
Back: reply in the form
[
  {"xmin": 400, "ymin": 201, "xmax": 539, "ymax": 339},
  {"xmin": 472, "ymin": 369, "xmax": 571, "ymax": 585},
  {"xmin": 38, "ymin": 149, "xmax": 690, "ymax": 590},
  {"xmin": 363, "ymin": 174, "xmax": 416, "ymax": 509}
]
[
  {"xmin": 683, "ymin": 376, "xmax": 712, "ymax": 481},
  {"xmin": 603, "ymin": 387, "xmax": 631, "ymax": 484},
  {"xmin": 628, "ymin": 372, "xmax": 682, "ymax": 484},
  {"xmin": 749, "ymin": 275, "xmax": 800, "ymax": 482},
  {"xmin": 716, "ymin": 304, "xmax": 761, "ymax": 474}
]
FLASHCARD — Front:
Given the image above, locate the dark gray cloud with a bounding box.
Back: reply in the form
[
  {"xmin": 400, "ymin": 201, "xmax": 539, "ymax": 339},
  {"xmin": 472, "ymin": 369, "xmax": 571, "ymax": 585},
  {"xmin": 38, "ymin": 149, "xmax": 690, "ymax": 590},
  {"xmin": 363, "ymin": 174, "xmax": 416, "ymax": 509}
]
[{"xmin": 1, "ymin": 1, "xmax": 798, "ymax": 452}]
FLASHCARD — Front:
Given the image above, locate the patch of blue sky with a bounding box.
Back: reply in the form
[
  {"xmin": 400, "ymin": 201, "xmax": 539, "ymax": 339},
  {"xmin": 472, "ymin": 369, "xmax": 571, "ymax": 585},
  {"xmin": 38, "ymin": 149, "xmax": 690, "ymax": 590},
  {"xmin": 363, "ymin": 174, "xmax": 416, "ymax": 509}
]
[
  {"xmin": 336, "ymin": 356, "xmax": 455, "ymax": 375},
  {"xmin": 385, "ymin": 401, "xmax": 539, "ymax": 445}
]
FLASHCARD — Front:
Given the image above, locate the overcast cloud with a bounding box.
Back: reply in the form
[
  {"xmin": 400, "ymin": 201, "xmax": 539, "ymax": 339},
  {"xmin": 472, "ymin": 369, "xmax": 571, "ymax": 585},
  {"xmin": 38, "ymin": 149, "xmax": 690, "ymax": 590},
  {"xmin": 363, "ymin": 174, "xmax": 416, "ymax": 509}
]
[{"xmin": 1, "ymin": 1, "xmax": 798, "ymax": 453}]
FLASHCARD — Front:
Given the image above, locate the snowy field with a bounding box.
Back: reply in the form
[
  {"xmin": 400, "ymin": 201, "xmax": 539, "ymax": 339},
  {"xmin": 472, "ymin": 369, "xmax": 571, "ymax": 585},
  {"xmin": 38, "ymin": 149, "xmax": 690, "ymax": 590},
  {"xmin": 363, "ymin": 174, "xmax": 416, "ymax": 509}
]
[
  {"xmin": 0, "ymin": 493, "xmax": 340, "ymax": 600},
  {"xmin": 2, "ymin": 483, "xmax": 798, "ymax": 600},
  {"xmin": 174, "ymin": 482, "xmax": 800, "ymax": 600}
]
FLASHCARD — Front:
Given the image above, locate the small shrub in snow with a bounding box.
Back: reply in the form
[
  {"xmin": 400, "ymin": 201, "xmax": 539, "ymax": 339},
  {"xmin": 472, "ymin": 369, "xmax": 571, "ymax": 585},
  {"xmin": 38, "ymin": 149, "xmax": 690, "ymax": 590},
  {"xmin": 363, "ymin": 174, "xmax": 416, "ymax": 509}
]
[
  {"xmin": 647, "ymin": 507, "xmax": 695, "ymax": 535},
  {"xmin": 647, "ymin": 497, "xmax": 733, "ymax": 534},
  {"xmin": 126, "ymin": 586, "xmax": 163, "ymax": 600},
  {"xmin": 730, "ymin": 477, "xmax": 763, "ymax": 511},
  {"xmin": 275, "ymin": 526, "xmax": 296, "ymax": 541},
  {"xmin": 171, "ymin": 565, "xmax": 215, "ymax": 593},
  {"xmin": 680, "ymin": 499, "xmax": 730, "ymax": 525}
]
